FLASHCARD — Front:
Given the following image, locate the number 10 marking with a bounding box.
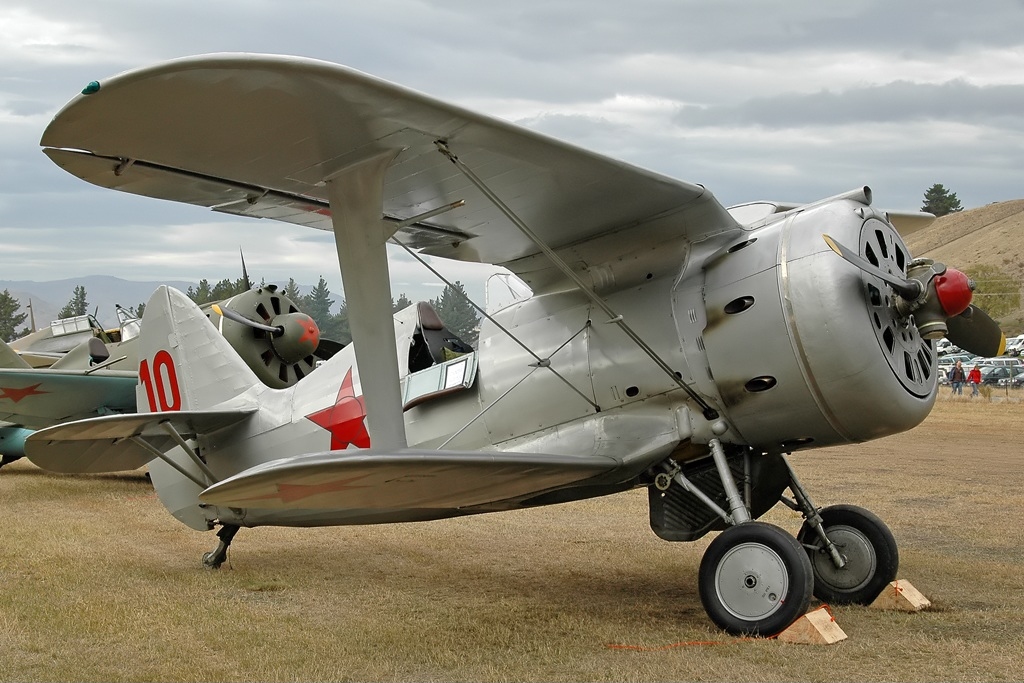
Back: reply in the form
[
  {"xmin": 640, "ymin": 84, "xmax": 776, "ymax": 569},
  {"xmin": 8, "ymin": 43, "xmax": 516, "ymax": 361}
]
[{"xmin": 139, "ymin": 350, "xmax": 182, "ymax": 412}]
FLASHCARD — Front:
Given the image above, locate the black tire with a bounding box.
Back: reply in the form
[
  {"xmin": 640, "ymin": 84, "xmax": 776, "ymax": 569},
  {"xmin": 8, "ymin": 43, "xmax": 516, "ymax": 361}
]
[
  {"xmin": 797, "ymin": 504, "xmax": 898, "ymax": 605},
  {"xmin": 698, "ymin": 522, "xmax": 813, "ymax": 636}
]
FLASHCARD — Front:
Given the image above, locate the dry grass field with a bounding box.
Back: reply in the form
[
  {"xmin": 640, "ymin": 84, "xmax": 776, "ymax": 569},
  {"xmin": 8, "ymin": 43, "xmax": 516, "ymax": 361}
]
[{"xmin": 1, "ymin": 397, "xmax": 1022, "ymax": 682}]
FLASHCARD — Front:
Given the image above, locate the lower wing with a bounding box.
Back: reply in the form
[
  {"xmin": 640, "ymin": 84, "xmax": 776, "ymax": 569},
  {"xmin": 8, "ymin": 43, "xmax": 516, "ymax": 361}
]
[{"xmin": 199, "ymin": 449, "xmax": 623, "ymax": 511}]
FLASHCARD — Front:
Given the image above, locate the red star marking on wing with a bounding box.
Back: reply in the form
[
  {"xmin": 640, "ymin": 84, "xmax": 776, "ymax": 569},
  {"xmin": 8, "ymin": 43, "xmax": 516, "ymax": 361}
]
[
  {"xmin": 305, "ymin": 368, "xmax": 370, "ymax": 449},
  {"xmin": 0, "ymin": 383, "xmax": 48, "ymax": 403}
]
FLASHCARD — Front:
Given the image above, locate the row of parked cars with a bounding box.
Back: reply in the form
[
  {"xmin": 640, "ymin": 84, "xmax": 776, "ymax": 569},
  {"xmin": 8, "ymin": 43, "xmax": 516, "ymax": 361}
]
[
  {"xmin": 936, "ymin": 342, "xmax": 1024, "ymax": 388},
  {"xmin": 936, "ymin": 335, "xmax": 1024, "ymax": 357}
]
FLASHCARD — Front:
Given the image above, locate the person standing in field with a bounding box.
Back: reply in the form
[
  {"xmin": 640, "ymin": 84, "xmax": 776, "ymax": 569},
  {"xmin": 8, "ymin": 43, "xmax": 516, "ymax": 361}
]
[
  {"xmin": 949, "ymin": 360, "xmax": 966, "ymax": 396},
  {"xmin": 968, "ymin": 363, "xmax": 982, "ymax": 397}
]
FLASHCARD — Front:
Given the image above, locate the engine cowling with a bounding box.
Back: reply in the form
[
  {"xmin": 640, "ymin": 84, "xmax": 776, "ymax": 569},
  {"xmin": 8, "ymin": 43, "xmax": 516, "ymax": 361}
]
[
  {"xmin": 204, "ymin": 285, "xmax": 326, "ymax": 388},
  {"xmin": 699, "ymin": 198, "xmax": 936, "ymax": 452}
]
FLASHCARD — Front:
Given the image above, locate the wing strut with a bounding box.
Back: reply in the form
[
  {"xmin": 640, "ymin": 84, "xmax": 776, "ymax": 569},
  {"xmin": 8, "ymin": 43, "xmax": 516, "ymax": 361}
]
[
  {"xmin": 129, "ymin": 436, "xmax": 209, "ymax": 489},
  {"xmin": 325, "ymin": 151, "xmax": 408, "ymax": 451},
  {"xmin": 392, "ymin": 236, "xmax": 601, "ymax": 413},
  {"xmin": 159, "ymin": 420, "xmax": 219, "ymax": 484},
  {"xmin": 434, "ymin": 141, "xmax": 721, "ymax": 421}
]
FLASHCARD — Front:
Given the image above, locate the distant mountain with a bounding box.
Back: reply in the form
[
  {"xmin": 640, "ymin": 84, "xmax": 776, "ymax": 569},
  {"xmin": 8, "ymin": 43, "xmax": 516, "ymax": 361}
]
[{"xmin": 0, "ymin": 276, "xmax": 197, "ymax": 330}]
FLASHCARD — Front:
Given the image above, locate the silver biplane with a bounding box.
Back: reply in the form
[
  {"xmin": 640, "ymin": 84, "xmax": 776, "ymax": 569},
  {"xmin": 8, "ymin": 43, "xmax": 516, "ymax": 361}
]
[{"xmin": 28, "ymin": 55, "xmax": 1004, "ymax": 636}]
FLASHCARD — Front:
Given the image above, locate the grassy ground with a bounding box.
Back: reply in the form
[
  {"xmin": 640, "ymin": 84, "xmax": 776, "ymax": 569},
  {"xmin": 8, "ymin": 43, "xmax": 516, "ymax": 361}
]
[{"xmin": 1, "ymin": 398, "xmax": 1022, "ymax": 681}]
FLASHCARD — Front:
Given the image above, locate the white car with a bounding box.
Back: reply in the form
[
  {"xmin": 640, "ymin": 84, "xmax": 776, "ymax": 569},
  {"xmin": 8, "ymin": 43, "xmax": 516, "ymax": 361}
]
[
  {"xmin": 979, "ymin": 356, "xmax": 1023, "ymax": 369},
  {"xmin": 1005, "ymin": 335, "xmax": 1024, "ymax": 357}
]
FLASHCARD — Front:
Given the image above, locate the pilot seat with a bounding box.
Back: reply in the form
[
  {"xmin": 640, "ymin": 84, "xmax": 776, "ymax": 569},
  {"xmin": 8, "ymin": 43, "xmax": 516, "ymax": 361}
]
[{"xmin": 408, "ymin": 301, "xmax": 473, "ymax": 373}]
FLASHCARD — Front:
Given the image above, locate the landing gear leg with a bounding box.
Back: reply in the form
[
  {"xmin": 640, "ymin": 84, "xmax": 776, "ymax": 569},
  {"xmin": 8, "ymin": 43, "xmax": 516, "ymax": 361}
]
[
  {"xmin": 668, "ymin": 441, "xmax": 813, "ymax": 636},
  {"xmin": 784, "ymin": 459, "xmax": 899, "ymax": 604},
  {"xmin": 202, "ymin": 524, "xmax": 239, "ymax": 569}
]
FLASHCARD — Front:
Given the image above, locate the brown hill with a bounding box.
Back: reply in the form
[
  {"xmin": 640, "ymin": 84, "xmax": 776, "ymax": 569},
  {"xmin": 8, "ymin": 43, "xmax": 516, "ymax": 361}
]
[{"xmin": 903, "ymin": 200, "xmax": 1024, "ymax": 336}]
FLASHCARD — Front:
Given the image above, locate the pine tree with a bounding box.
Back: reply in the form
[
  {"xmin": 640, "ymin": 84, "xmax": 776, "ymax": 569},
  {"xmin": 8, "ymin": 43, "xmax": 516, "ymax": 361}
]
[
  {"xmin": 332, "ymin": 299, "xmax": 352, "ymax": 345},
  {"xmin": 283, "ymin": 278, "xmax": 304, "ymax": 304},
  {"xmin": 392, "ymin": 293, "xmax": 412, "ymax": 313},
  {"xmin": 302, "ymin": 276, "xmax": 337, "ymax": 338},
  {"xmin": 432, "ymin": 281, "xmax": 480, "ymax": 345},
  {"xmin": 211, "ymin": 277, "xmax": 248, "ymax": 300},
  {"xmin": 921, "ymin": 184, "xmax": 963, "ymax": 217},
  {"xmin": 0, "ymin": 290, "xmax": 28, "ymax": 342},
  {"xmin": 57, "ymin": 285, "xmax": 89, "ymax": 318},
  {"xmin": 187, "ymin": 279, "xmax": 214, "ymax": 304}
]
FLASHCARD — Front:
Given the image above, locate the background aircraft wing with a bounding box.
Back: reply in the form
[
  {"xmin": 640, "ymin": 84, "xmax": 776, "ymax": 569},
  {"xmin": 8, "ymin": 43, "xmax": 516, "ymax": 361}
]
[
  {"xmin": 41, "ymin": 54, "xmax": 741, "ymax": 292},
  {"xmin": 26, "ymin": 409, "xmax": 257, "ymax": 473},
  {"xmin": 0, "ymin": 368, "xmax": 137, "ymax": 427},
  {"xmin": 0, "ymin": 339, "xmax": 31, "ymax": 369},
  {"xmin": 198, "ymin": 449, "xmax": 622, "ymax": 511}
]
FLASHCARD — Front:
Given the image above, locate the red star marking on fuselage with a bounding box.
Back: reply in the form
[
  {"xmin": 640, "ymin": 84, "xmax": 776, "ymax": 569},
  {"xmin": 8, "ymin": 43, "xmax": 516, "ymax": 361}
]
[
  {"xmin": 0, "ymin": 383, "xmax": 47, "ymax": 403},
  {"xmin": 305, "ymin": 368, "xmax": 370, "ymax": 450}
]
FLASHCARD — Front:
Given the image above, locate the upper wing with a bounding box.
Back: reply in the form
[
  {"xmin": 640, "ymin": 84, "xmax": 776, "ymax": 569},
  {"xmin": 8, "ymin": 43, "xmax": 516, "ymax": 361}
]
[
  {"xmin": 0, "ymin": 368, "xmax": 137, "ymax": 427},
  {"xmin": 198, "ymin": 448, "xmax": 621, "ymax": 511},
  {"xmin": 41, "ymin": 54, "xmax": 740, "ymax": 291}
]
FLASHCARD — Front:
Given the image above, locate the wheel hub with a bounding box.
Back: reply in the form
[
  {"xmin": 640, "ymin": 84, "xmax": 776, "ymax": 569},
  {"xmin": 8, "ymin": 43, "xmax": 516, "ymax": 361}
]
[
  {"xmin": 715, "ymin": 542, "xmax": 789, "ymax": 620},
  {"xmin": 810, "ymin": 524, "xmax": 877, "ymax": 591}
]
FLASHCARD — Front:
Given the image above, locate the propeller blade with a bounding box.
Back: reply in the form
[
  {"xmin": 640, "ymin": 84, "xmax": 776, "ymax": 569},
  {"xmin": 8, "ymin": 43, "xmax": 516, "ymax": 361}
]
[
  {"xmin": 822, "ymin": 234, "xmax": 922, "ymax": 299},
  {"xmin": 211, "ymin": 304, "xmax": 280, "ymax": 334},
  {"xmin": 946, "ymin": 305, "xmax": 1007, "ymax": 357},
  {"xmin": 314, "ymin": 338, "xmax": 346, "ymax": 359}
]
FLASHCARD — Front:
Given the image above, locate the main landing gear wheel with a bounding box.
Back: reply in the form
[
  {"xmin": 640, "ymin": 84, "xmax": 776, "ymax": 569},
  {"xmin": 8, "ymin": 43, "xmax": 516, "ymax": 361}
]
[
  {"xmin": 797, "ymin": 504, "xmax": 898, "ymax": 604},
  {"xmin": 699, "ymin": 522, "xmax": 814, "ymax": 636}
]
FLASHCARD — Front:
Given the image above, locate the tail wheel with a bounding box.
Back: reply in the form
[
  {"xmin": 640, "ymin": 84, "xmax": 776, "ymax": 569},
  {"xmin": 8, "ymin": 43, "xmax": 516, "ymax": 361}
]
[
  {"xmin": 797, "ymin": 504, "xmax": 898, "ymax": 604},
  {"xmin": 698, "ymin": 522, "xmax": 813, "ymax": 636}
]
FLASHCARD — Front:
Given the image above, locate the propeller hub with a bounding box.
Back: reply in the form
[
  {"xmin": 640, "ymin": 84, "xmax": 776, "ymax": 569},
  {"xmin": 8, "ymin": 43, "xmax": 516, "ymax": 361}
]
[
  {"xmin": 934, "ymin": 268, "xmax": 974, "ymax": 317},
  {"xmin": 270, "ymin": 312, "xmax": 320, "ymax": 364}
]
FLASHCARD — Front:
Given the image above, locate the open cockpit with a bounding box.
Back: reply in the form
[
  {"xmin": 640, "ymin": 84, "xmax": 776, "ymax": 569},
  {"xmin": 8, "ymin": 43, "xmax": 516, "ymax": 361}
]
[{"xmin": 397, "ymin": 301, "xmax": 477, "ymax": 410}]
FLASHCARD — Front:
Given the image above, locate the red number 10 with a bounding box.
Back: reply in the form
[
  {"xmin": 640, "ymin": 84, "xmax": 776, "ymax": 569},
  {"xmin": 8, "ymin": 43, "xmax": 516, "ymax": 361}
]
[{"xmin": 139, "ymin": 350, "xmax": 182, "ymax": 412}]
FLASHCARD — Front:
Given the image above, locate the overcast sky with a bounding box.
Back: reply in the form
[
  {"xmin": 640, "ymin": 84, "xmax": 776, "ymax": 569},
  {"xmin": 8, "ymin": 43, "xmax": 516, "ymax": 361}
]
[{"xmin": 2, "ymin": 0, "xmax": 1023, "ymax": 303}]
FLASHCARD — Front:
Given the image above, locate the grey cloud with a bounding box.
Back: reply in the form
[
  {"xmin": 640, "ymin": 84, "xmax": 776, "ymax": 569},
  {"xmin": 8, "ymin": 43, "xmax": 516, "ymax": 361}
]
[
  {"xmin": 673, "ymin": 81, "xmax": 1024, "ymax": 129},
  {"xmin": 507, "ymin": 103, "xmax": 1023, "ymax": 211},
  {"xmin": 12, "ymin": 1, "xmax": 1024, "ymax": 106},
  {"xmin": 2, "ymin": 0, "xmax": 1023, "ymax": 289},
  {"xmin": 404, "ymin": 0, "xmax": 1024, "ymax": 58}
]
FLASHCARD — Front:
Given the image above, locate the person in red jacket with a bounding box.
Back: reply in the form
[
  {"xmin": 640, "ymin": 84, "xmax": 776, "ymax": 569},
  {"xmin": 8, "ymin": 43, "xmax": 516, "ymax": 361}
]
[{"xmin": 967, "ymin": 363, "xmax": 982, "ymax": 397}]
